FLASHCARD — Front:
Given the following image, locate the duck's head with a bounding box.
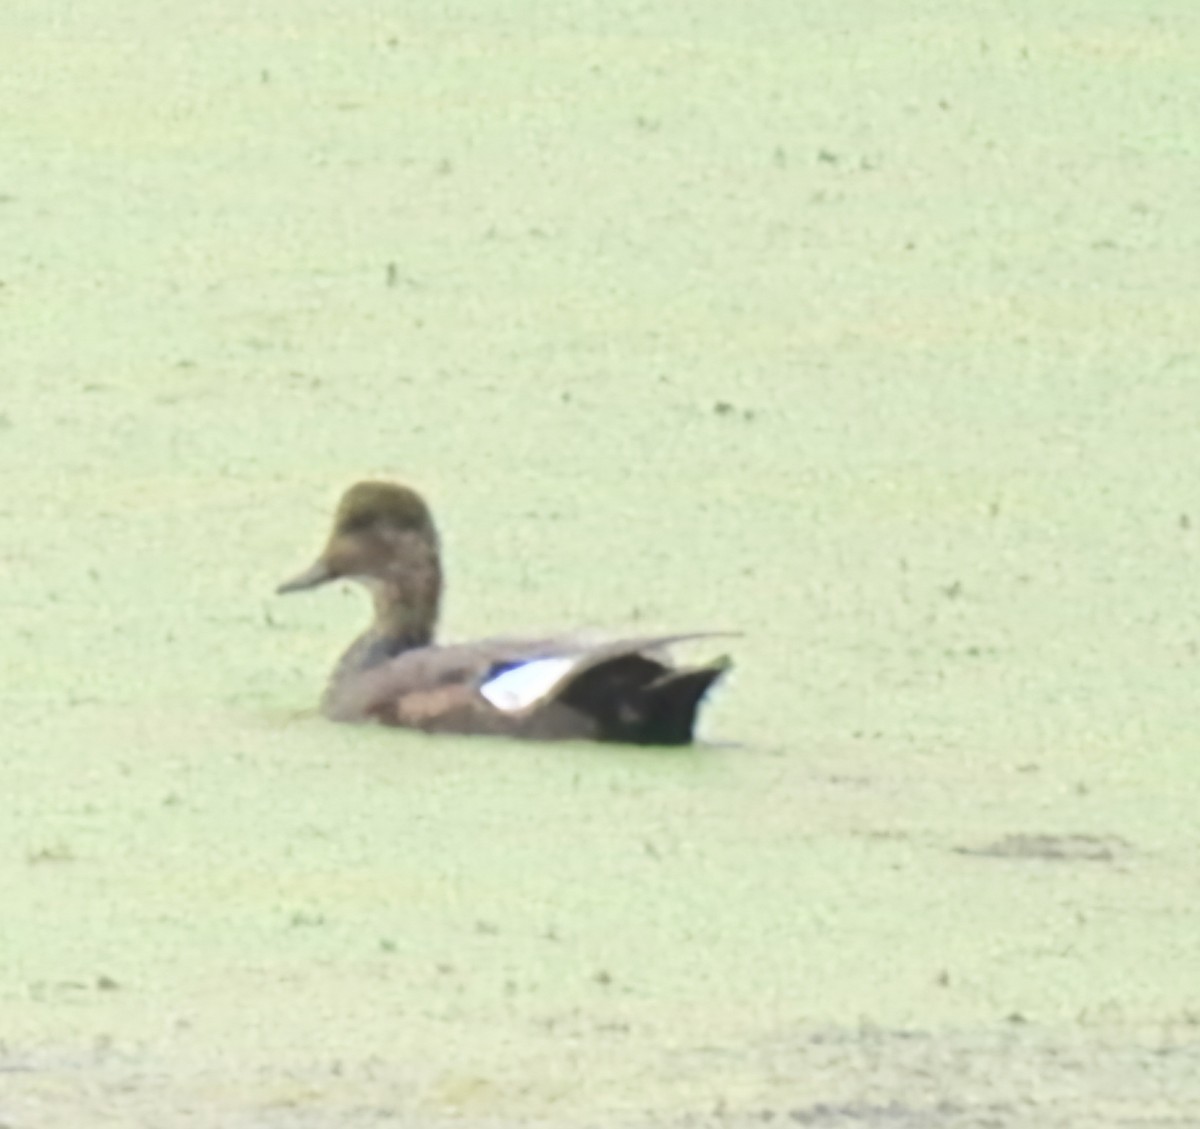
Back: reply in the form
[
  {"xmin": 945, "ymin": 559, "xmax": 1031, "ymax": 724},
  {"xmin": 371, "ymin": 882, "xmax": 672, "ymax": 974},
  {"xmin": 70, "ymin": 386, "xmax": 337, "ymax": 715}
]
[{"xmin": 277, "ymin": 481, "xmax": 441, "ymax": 597}]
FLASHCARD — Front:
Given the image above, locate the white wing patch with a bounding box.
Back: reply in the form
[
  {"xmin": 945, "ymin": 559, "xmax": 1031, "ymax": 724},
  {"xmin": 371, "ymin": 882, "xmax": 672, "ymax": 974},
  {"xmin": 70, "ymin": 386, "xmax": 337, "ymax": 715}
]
[{"xmin": 479, "ymin": 656, "xmax": 580, "ymax": 712}]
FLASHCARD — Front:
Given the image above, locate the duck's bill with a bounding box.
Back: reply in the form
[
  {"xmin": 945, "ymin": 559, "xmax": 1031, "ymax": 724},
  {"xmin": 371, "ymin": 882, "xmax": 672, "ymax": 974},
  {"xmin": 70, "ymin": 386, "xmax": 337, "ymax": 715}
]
[{"xmin": 276, "ymin": 560, "xmax": 334, "ymax": 594}]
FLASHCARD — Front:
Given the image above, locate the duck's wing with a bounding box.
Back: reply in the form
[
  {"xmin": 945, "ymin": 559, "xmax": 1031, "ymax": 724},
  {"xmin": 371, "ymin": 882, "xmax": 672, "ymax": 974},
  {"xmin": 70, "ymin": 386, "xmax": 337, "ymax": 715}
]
[
  {"xmin": 323, "ymin": 632, "xmax": 734, "ymax": 735},
  {"xmin": 322, "ymin": 634, "xmax": 587, "ymax": 723}
]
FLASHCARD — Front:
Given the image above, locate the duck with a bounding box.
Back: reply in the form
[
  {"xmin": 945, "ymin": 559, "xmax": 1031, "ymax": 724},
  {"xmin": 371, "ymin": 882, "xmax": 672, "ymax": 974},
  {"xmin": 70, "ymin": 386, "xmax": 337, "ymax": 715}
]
[{"xmin": 276, "ymin": 481, "xmax": 732, "ymax": 744}]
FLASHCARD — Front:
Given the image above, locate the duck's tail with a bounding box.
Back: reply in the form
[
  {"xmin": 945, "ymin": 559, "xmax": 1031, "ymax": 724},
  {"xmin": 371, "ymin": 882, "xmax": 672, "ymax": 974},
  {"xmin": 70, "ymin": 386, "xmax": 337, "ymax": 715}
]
[
  {"xmin": 636, "ymin": 657, "xmax": 732, "ymax": 745},
  {"xmin": 560, "ymin": 652, "xmax": 732, "ymax": 746}
]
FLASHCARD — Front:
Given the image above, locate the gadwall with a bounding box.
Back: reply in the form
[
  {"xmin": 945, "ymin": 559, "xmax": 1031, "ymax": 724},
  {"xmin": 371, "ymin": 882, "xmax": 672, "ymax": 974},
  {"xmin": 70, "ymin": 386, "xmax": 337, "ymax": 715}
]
[{"xmin": 277, "ymin": 481, "xmax": 732, "ymax": 744}]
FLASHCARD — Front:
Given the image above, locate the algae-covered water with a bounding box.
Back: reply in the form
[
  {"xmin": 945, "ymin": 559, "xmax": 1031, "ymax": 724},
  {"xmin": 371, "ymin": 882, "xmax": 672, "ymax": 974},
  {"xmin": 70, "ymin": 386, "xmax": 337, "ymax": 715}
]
[{"xmin": 3, "ymin": 1, "xmax": 1199, "ymax": 1125}]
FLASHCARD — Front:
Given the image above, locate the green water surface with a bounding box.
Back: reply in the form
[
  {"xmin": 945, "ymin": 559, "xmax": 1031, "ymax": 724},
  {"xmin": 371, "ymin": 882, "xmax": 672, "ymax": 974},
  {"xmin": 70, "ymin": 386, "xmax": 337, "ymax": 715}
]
[{"xmin": 2, "ymin": 1, "xmax": 1198, "ymax": 1124}]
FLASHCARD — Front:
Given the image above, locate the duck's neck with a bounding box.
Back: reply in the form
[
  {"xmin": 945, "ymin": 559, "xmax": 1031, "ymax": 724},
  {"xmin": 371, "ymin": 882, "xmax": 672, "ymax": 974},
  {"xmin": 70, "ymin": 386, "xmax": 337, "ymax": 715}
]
[
  {"xmin": 366, "ymin": 575, "xmax": 439, "ymax": 653},
  {"xmin": 341, "ymin": 535, "xmax": 443, "ymax": 675}
]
